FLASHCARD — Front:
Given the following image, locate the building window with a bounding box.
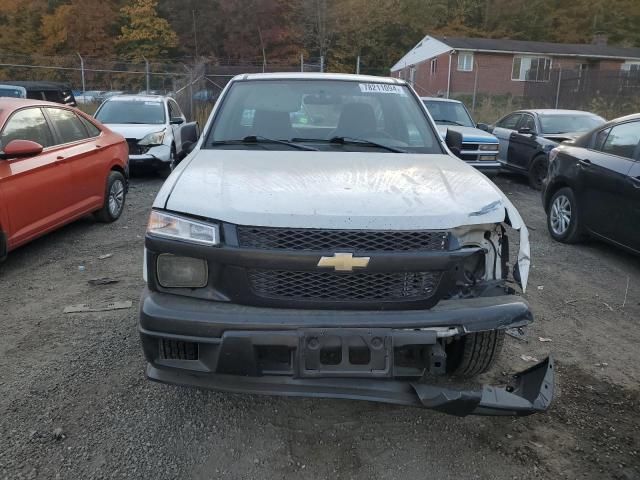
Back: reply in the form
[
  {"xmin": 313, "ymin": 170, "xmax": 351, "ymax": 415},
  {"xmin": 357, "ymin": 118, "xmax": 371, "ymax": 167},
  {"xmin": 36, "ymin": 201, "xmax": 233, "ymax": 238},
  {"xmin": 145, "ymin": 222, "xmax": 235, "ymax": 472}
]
[
  {"xmin": 430, "ymin": 58, "xmax": 437, "ymax": 75},
  {"xmin": 457, "ymin": 53, "xmax": 473, "ymax": 71},
  {"xmin": 512, "ymin": 56, "xmax": 552, "ymax": 82},
  {"xmin": 409, "ymin": 66, "xmax": 416, "ymax": 84},
  {"xmin": 622, "ymin": 61, "xmax": 640, "ymax": 72}
]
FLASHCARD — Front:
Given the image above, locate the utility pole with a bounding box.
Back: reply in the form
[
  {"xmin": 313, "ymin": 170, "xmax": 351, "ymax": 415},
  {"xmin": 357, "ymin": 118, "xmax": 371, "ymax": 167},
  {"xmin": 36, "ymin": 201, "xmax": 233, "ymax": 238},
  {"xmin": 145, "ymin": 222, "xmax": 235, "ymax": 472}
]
[
  {"xmin": 142, "ymin": 55, "xmax": 150, "ymax": 93},
  {"xmin": 76, "ymin": 52, "xmax": 85, "ymax": 94},
  {"xmin": 356, "ymin": 55, "xmax": 360, "ymax": 75},
  {"xmin": 192, "ymin": 9, "xmax": 199, "ymax": 59}
]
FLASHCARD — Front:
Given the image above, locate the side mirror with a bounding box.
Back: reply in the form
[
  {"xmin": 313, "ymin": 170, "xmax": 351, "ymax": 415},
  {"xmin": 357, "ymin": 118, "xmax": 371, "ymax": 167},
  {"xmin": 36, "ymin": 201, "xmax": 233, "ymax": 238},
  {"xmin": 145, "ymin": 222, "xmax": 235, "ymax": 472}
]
[
  {"xmin": 476, "ymin": 122, "xmax": 489, "ymax": 132},
  {"xmin": 445, "ymin": 129, "xmax": 463, "ymax": 158},
  {"xmin": 518, "ymin": 127, "xmax": 533, "ymax": 135},
  {"xmin": 170, "ymin": 117, "xmax": 185, "ymax": 125},
  {"xmin": 179, "ymin": 122, "xmax": 200, "ymax": 154},
  {"xmin": 0, "ymin": 139, "xmax": 44, "ymax": 159}
]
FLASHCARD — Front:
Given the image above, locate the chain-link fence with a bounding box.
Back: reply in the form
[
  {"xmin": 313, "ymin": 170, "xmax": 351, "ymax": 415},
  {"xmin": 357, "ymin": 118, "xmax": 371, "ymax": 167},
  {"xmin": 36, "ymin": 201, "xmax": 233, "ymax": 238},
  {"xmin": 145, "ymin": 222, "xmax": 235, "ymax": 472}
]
[{"xmin": 0, "ymin": 53, "xmax": 322, "ymax": 125}]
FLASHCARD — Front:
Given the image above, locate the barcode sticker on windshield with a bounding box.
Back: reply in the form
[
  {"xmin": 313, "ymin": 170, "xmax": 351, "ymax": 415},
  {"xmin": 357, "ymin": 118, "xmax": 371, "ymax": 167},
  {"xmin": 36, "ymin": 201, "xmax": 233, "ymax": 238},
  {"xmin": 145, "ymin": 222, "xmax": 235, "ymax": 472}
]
[{"xmin": 359, "ymin": 83, "xmax": 405, "ymax": 95}]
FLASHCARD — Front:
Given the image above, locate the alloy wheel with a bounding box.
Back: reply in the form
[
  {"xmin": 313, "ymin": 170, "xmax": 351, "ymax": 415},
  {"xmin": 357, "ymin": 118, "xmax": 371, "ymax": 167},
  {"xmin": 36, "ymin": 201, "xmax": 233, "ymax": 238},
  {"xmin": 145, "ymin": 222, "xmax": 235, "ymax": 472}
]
[
  {"xmin": 550, "ymin": 194, "xmax": 571, "ymax": 236},
  {"xmin": 108, "ymin": 179, "xmax": 125, "ymax": 217}
]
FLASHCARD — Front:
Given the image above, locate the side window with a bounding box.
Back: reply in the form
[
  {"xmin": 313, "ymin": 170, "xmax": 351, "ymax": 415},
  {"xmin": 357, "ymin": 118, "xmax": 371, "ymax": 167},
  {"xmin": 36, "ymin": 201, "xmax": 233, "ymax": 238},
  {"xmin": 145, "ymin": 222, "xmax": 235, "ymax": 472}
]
[
  {"xmin": 79, "ymin": 116, "xmax": 101, "ymax": 138},
  {"xmin": 46, "ymin": 108, "xmax": 89, "ymax": 144},
  {"xmin": 497, "ymin": 113, "xmax": 522, "ymax": 130},
  {"xmin": 0, "ymin": 108, "xmax": 54, "ymax": 149},
  {"xmin": 601, "ymin": 122, "xmax": 640, "ymax": 159},
  {"xmin": 168, "ymin": 100, "xmax": 183, "ymax": 119},
  {"xmin": 592, "ymin": 128, "xmax": 611, "ymax": 151},
  {"xmin": 519, "ymin": 115, "xmax": 536, "ymax": 132}
]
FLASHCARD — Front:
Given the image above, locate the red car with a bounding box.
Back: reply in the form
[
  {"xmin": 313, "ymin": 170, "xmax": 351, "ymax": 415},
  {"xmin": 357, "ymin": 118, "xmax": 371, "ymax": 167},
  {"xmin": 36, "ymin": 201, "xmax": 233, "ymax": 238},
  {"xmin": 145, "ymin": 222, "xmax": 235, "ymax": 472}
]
[{"xmin": 0, "ymin": 98, "xmax": 129, "ymax": 259}]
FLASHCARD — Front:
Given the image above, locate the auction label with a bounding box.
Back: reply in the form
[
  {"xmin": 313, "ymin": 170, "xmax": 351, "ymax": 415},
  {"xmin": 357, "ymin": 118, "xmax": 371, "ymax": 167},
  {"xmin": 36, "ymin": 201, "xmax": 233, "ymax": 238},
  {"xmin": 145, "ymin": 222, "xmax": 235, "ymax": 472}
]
[{"xmin": 359, "ymin": 83, "xmax": 405, "ymax": 94}]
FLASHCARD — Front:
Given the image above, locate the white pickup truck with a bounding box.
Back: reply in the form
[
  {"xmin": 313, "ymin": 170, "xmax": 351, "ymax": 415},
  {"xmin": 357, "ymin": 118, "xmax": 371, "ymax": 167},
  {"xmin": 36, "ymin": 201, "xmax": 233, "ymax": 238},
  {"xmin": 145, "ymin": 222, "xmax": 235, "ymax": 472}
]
[{"xmin": 138, "ymin": 73, "xmax": 553, "ymax": 416}]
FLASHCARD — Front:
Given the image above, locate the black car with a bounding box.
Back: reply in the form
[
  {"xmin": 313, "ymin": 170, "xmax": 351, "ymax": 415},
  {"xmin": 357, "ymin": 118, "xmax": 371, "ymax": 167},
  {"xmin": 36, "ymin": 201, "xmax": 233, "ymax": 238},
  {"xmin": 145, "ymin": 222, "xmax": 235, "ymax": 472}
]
[
  {"xmin": 542, "ymin": 113, "xmax": 640, "ymax": 254},
  {"xmin": 490, "ymin": 109, "xmax": 605, "ymax": 189},
  {"xmin": 0, "ymin": 81, "xmax": 77, "ymax": 107}
]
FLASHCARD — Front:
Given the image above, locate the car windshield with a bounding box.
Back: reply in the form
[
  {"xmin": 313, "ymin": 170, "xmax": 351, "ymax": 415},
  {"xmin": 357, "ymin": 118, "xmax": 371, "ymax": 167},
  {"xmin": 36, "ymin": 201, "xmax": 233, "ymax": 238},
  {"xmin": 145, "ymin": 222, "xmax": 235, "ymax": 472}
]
[
  {"xmin": 0, "ymin": 86, "xmax": 26, "ymax": 98},
  {"xmin": 539, "ymin": 114, "xmax": 604, "ymax": 134},
  {"xmin": 206, "ymin": 79, "xmax": 441, "ymax": 153},
  {"xmin": 423, "ymin": 100, "xmax": 474, "ymax": 128},
  {"xmin": 95, "ymin": 100, "xmax": 165, "ymax": 125}
]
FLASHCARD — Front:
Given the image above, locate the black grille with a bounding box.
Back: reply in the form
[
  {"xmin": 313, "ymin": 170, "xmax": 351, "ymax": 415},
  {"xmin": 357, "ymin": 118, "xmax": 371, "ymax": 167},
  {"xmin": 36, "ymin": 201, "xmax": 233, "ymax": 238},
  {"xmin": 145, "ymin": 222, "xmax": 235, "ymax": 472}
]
[
  {"xmin": 248, "ymin": 270, "xmax": 442, "ymax": 301},
  {"xmin": 462, "ymin": 143, "xmax": 480, "ymax": 151},
  {"xmin": 126, "ymin": 139, "xmax": 148, "ymax": 155},
  {"xmin": 237, "ymin": 227, "xmax": 448, "ymax": 252}
]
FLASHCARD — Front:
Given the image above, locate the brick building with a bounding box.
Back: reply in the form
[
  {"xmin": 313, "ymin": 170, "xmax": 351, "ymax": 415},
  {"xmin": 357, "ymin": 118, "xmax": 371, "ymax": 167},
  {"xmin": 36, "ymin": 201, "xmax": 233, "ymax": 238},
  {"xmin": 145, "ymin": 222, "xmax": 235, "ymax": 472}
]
[{"xmin": 390, "ymin": 35, "xmax": 640, "ymax": 98}]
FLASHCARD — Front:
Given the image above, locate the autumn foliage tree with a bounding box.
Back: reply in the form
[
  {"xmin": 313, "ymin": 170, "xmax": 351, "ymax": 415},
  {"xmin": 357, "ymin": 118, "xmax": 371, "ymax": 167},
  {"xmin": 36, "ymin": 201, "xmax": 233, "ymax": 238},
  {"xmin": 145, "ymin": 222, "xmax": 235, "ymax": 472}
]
[{"xmin": 116, "ymin": 0, "xmax": 178, "ymax": 60}]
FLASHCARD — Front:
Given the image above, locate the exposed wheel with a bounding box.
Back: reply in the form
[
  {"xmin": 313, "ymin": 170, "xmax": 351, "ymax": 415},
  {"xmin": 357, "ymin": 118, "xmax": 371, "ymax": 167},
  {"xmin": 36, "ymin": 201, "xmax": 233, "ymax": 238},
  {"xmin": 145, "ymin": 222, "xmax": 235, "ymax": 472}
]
[
  {"xmin": 547, "ymin": 186, "xmax": 584, "ymax": 243},
  {"xmin": 95, "ymin": 171, "xmax": 126, "ymax": 223},
  {"xmin": 528, "ymin": 154, "xmax": 548, "ymax": 190},
  {"xmin": 446, "ymin": 330, "xmax": 504, "ymax": 377},
  {"xmin": 158, "ymin": 145, "xmax": 177, "ymax": 179}
]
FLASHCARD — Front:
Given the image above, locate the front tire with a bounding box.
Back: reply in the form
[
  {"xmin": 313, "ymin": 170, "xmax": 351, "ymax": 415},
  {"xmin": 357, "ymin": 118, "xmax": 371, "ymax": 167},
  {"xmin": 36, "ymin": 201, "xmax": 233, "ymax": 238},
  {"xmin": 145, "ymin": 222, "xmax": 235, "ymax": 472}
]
[
  {"xmin": 547, "ymin": 186, "xmax": 584, "ymax": 243},
  {"xmin": 528, "ymin": 154, "xmax": 548, "ymax": 190},
  {"xmin": 95, "ymin": 171, "xmax": 126, "ymax": 223},
  {"xmin": 158, "ymin": 145, "xmax": 177, "ymax": 179},
  {"xmin": 446, "ymin": 330, "xmax": 505, "ymax": 377}
]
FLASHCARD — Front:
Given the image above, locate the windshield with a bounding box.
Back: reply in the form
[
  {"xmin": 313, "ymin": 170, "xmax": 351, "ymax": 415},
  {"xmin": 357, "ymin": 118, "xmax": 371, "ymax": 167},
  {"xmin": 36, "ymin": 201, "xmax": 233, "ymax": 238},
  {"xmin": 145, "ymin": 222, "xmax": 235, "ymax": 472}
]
[
  {"xmin": 539, "ymin": 114, "xmax": 604, "ymax": 134},
  {"xmin": 206, "ymin": 80, "xmax": 441, "ymax": 153},
  {"xmin": 0, "ymin": 86, "xmax": 26, "ymax": 98},
  {"xmin": 423, "ymin": 100, "xmax": 474, "ymax": 127},
  {"xmin": 95, "ymin": 100, "xmax": 165, "ymax": 125}
]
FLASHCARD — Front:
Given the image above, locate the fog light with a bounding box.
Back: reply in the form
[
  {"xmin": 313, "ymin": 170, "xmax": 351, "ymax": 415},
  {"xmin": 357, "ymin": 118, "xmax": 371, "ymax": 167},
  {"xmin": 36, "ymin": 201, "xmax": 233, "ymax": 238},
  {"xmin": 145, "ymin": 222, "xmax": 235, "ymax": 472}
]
[
  {"xmin": 156, "ymin": 254, "xmax": 208, "ymax": 288},
  {"xmin": 479, "ymin": 155, "xmax": 497, "ymax": 161}
]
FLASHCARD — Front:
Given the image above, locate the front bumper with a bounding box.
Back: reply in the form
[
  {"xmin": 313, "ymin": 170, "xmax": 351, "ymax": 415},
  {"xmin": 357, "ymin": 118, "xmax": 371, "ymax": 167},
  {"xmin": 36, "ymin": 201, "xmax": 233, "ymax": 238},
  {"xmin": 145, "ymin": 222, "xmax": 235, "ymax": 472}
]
[
  {"xmin": 129, "ymin": 144, "xmax": 171, "ymax": 168},
  {"xmin": 465, "ymin": 160, "xmax": 502, "ymax": 175},
  {"xmin": 139, "ymin": 289, "xmax": 553, "ymax": 416}
]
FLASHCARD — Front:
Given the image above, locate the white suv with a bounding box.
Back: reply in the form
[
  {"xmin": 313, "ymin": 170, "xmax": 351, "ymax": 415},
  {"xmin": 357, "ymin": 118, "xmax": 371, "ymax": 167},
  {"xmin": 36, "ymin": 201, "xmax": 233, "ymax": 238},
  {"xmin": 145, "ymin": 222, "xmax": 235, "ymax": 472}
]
[{"xmin": 95, "ymin": 94, "xmax": 198, "ymax": 176}]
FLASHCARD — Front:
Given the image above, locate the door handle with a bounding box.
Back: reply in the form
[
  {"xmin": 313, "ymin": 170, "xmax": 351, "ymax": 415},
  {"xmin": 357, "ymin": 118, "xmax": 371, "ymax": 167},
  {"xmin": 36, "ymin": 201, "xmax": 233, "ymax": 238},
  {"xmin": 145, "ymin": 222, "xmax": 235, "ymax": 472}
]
[{"xmin": 578, "ymin": 159, "xmax": 592, "ymax": 167}]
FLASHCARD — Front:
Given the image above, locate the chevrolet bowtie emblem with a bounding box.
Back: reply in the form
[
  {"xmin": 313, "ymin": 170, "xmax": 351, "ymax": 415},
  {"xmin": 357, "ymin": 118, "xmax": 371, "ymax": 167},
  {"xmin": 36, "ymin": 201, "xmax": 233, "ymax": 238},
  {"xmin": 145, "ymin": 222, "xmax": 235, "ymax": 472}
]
[{"xmin": 317, "ymin": 253, "xmax": 370, "ymax": 272}]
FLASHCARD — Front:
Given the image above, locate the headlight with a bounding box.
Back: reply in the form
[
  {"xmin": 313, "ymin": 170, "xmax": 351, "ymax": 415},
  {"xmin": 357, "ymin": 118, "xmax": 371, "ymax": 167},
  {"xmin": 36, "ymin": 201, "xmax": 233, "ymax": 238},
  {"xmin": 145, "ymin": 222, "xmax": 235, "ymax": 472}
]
[
  {"xmin": 479, "ymin": 144, "xmax": 498, "ymax": 151},
  {"xmin": 156, "ymin": 254, "xmax": 208, "ymax": 288},
  {"xmin": 147, "ymin": 210, "xmax": 220, "ymax": 246},
  {"xmin": 139, "ymin": 130, "xmax": 166, "ymax": 146},
  {"xmin": 548, "ymin": 147, "xmax": 559, "ymax": 164}
]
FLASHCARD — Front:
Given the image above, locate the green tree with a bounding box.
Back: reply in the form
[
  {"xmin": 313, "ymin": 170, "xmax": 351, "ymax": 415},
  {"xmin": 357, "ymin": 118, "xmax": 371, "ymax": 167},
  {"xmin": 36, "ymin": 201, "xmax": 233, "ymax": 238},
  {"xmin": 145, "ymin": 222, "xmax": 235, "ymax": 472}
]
[{"xmin": 117, "ymin": 0, "xmax": 178, "ymax": 60}]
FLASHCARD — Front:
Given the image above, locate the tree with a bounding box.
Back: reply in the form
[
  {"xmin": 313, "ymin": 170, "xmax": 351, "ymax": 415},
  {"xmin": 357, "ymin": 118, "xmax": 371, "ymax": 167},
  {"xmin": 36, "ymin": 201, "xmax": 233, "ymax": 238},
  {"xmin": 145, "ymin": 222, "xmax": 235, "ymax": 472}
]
[{"xmin": 117, "ymin": 0, "xmax": 178, "ymax": 60}]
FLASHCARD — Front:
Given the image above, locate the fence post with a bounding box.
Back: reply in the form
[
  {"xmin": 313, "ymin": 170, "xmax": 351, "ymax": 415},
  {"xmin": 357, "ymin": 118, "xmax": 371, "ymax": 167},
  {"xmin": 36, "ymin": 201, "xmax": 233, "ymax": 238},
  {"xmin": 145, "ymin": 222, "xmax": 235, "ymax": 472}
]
[
  {"xmin": 76, "ymin": 52, "xmax": 85, "ymax": 94},
  {"xmin": 356, "ymin": 55, "xmax": 360, "ymax": 75},
  {"xmin": 300, "ymin": 53, "xmax": 304, "ymax": 72},
  {"xmin": 320, "ymin": 56, "xmax": 324, "ymax": 73},
  {"xmin": 471, "ymin": 59, "xmax": 479, "ymax": 114},
  {"xmin": 555, "ymin": 68, "xmax": 562, "ymax": 108},
  {"xmin": 142, "ymin": 55, "xmax": 150, "ymax": 93}
]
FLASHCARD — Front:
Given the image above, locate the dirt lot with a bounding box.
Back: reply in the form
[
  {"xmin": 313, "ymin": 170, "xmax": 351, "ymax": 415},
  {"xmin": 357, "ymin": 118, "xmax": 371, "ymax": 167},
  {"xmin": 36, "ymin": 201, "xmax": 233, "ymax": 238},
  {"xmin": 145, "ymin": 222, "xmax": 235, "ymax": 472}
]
[{"xmin": 1, "ymin": 173, "xmax": 639, "ymax": 480}]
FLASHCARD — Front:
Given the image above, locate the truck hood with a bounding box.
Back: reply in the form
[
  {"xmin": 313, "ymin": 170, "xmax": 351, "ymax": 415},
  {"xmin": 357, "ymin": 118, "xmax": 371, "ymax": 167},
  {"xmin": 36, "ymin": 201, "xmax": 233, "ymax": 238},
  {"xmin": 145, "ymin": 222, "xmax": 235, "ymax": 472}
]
[
  {"xmin": 435, "ymin": 125, "xmax": 498, "ymax": 143},
  {"xmin": 101, "ymin": 124, "xmax": 166, "ymax": 140},
  {"xmin": 157, "ymin": 150, "xmax": 530, "ymax": 290}
]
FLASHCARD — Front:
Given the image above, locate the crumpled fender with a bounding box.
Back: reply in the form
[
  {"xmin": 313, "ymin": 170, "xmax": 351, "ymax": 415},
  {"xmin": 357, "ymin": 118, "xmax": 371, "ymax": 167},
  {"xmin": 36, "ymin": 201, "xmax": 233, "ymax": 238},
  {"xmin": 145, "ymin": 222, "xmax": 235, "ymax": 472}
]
[{"xmin": 479, "ymin": 184, "xmax": 530, "ymax": 292}]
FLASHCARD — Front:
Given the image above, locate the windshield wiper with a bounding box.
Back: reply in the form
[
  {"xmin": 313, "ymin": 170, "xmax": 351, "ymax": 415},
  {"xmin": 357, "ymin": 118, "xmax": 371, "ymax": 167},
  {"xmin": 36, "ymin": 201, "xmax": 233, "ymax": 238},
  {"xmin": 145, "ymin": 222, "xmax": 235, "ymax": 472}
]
[
  {"xmin": 327, "ymin": 136, "xmax": 406, "ymax": 153},
  {"xmin": 433, "ymin": 119, "xmax": 465, "ymax": 126},
  {"xmin": 211, "ymin": 135, "xmax": 318, "ymax": 151}
]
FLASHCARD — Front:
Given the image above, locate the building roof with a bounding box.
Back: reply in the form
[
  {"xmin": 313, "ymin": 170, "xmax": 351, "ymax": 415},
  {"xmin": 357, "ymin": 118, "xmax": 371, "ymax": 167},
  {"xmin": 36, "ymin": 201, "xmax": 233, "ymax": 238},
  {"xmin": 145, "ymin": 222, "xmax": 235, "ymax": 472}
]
[
  {"xmin": 391, "ymin": 35, "xmax": 640, "ymax": 71},
  {"xmin": 437, "ymin": 36, "xmax": 640, "ymax": 60}
]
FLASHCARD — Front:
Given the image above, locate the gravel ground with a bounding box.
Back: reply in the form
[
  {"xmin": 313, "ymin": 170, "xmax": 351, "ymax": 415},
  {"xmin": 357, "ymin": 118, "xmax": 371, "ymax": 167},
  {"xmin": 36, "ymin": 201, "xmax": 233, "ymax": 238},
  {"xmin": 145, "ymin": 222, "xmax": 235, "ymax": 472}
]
[{"xmin": 0, "ymin": 173, "xmax": 639, "ymax": 480}]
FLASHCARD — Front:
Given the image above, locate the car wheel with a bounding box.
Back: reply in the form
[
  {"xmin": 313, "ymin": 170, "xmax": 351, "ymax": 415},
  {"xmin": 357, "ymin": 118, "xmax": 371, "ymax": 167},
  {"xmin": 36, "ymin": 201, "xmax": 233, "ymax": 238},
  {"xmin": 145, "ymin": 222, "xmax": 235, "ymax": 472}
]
[
  {"xmin": 158, "ymin": 145, "xmax": 176, "ymax": 179},
  {"xmin": 528, "ymin": 154, "xmax": 548, "ymax": 190},
  {"xmin": 446, "ymin": 330, "xmax": 504, "ymax": 378},
  {"xmin": 95, "ymin": 171, "xmax": 126, "ymax": 223},
  {"xmin": 547, "ymin": 186, "xmax": 584, "ymax": 243}
]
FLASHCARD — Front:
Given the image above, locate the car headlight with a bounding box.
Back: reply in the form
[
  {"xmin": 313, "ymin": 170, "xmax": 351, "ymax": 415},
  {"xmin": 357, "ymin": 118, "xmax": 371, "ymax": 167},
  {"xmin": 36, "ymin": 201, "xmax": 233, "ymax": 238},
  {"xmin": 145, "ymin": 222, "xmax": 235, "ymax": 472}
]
[
  {"xmin": 156, "ymin": 254, "xmax": 208, "ymax": 288},
  {"xmin": 147, "ymin": 210, "xmax": 220, "ymax": 246},
  {"xmin": 139, "ymin": 130, "xmax": 166, "ymax": 146},
  {"xmin": 479, "ymin": 144, "xmax": 498, "ymax": 151},
  {"xmin": 548, "ymin": 147, "xmax": 559, "ymax": 164}
]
